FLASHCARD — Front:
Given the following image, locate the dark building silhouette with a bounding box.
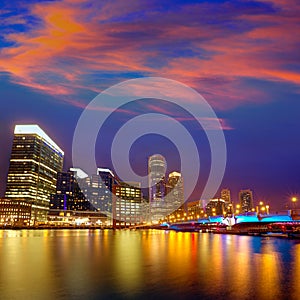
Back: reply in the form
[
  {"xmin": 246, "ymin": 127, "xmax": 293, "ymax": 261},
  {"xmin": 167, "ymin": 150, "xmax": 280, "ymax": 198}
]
[
  {"xmin": 205, "ymin": 198, "xmax": 226, "ymax": 216},
  {"xmin": 239, "ymin": 189, "xmax": 254, "ymax": 213},
  {"xmin": 50, "ymin": 170, "xmax": 93, "ymax": 211}
]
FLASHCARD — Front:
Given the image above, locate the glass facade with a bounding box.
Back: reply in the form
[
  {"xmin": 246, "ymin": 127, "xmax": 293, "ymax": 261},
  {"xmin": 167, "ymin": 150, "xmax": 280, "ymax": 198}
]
[
  {"xmin": 148, "ymin": 154, "xmax": 167, "ymax": 222},
  {"xmin": 50, "ymin": 170, "xmax": 93, "ymax": 211},
  {"xmin": 166, "ymin": 171, "xmax": 184, "ymax": 214},
  {"xmin": 74, "ymin": 168, "xmax": 118, "ymax": 214},
  {"xmin": 5, "ymin": 125, "xmax": 64, "ymax": 223}
]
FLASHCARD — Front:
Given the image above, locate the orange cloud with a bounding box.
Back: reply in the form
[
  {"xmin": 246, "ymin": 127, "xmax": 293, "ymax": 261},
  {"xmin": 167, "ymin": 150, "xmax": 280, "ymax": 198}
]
[{"xmin": 0, "ymin": 0, "xmax": 299, "ymax": 110}]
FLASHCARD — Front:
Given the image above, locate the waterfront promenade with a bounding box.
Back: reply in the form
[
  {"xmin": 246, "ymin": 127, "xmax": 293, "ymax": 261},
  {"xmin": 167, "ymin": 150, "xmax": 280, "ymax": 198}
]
[{"xmin": 2, "ymin": 219, "xmax": 300, "ymax": 239}]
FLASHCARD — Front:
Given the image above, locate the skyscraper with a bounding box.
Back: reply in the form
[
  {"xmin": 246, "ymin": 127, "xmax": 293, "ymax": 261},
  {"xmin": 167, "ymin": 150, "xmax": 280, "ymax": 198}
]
[
  {"xmin": 239, "ymin": 189, "xmax": 253, "ymax": 213},
  {"xmin": 5, "ymin": 125, "xmax": 64, "ymax": 223},
  {"xmin": 148, "ymin": 154, "xmax": 166, "ymax": 222},
  {"xmin": 166, "ymin": 171, "xmax": 184, "ymax": 213},
  {"xmin": 74, "ymin": 168, "xmax": 118, "ymax": 214},
  {"xmin": 50, "ymin": 170, "xmax": 92, "ymax": 211}
]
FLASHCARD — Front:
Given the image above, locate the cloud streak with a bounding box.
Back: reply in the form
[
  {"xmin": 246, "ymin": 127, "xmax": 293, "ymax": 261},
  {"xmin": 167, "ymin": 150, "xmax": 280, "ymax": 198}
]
[{"xmin": 0, "ymin": 0, "xmax": 299, "ymax": 110}]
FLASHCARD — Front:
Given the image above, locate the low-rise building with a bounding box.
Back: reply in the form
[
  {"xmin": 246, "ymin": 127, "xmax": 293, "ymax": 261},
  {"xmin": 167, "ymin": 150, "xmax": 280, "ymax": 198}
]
[
  {"xmin": 0, "ymin": 199, "xmax": 32, "ymax": 226},
  {"xmin": 205, "ymin": 198, "xmax": 226, "ymax": 216}
]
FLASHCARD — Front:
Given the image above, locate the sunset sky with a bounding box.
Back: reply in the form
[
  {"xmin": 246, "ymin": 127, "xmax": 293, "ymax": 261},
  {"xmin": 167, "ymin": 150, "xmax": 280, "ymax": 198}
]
[{"xmin": 0, "ymin": 0, "xmax": 300, "ymax": 209}]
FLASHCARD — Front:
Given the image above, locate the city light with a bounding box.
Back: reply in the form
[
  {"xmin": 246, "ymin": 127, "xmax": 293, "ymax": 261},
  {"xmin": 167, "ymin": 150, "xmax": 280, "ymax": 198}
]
[{"xmin": 292, "ymin": 197, "xmax": 298, "ymax": 209}]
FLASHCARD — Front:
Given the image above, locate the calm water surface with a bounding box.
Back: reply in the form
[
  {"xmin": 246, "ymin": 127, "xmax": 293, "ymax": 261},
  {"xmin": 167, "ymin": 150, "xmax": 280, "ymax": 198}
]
[{"xmin": 0, "ymin": 229, "xmax": 299, "ymax": 300}]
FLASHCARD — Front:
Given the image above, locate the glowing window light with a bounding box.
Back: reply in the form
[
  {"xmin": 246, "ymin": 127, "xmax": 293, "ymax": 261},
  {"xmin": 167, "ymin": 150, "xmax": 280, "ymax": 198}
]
[{"xmin": 14, "ymin": 125, "xmax": 64, "ymax": 155}]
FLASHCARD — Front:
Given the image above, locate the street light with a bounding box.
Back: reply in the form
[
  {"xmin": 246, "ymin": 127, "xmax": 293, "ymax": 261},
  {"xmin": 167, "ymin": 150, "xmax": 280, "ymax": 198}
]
[
  {"xmin": 266, "ymin": 205, "xmax": 270, "ymax": 214},
  {"xmin": 292, "ymin": 197, "xmax": 297, "ymax": 209}
]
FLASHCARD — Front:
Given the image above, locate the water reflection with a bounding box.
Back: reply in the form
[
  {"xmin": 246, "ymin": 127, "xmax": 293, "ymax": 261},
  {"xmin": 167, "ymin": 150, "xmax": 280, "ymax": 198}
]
[
  {"xmin": 294, "ymin": 244, "xmax": 300, "ymax": 296},
  {"xmin": 0, "ymin": 230, "xmax": 299, "ymax": 299}
]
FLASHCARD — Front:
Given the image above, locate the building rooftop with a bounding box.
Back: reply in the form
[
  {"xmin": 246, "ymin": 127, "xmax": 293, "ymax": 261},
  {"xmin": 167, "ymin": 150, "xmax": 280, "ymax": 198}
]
[{"xmin": 14, "ymin": 124, "xmax": 64, "ymax": 155}]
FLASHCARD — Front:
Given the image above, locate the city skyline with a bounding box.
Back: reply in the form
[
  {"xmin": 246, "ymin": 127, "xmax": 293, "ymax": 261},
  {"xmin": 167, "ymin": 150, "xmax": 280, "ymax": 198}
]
[
  {"xmin": 0, "ymin": 0, "xmax": 300, "ymax": 210},
  {"xmin": 0, "ymin": 123, "xmax": 288, "ymax": 213},
  {"xmin": 0, "ymin": 122, "xmax": 298, "ymax": 211}
]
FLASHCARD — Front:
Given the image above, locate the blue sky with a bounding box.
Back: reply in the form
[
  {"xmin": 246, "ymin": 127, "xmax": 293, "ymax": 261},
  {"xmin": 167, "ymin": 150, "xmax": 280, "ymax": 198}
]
[{"xmin": 0, "ymin": 0, "xmax": 300, "ymax": 209}]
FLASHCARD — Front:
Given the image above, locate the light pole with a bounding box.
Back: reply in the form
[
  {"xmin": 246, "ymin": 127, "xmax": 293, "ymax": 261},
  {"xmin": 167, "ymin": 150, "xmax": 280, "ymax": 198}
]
[
  {"xmin": 266, "ymin": 205, "xmax": 270, "ymax": 215},
  {"xmin": 292, "ymin": 197, "xmax": 297, "ymax": 209}
]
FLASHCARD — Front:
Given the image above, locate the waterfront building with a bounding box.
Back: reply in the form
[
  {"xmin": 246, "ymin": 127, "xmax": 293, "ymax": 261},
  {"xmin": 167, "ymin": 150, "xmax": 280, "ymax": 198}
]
[
  {"xmin": 205, "ymin": 198, "xmax": 226, "ymax": 216},
  {"xmin": 166, "ymin": 171, "xmax": 184, "ymax": 214},
  {"xmin": 0, "ymin": 199, "xmax": 32, "ymax": 226},
  {"xmin": 112, "ymin": 181, "xmax": 146, "ymax": 228},
  {"xmin": 221, "ymin": 188, "xmax": 233, "ymax": 215},
  {"xmin": 221, "ymin": 188, "xmax": 231, "ymax": 204},
  {"xmin": 187, "ymin": 200, "xmax": 205, "ymax": 219},
  {"xmin": 5, "ymin": 125, "xmax": 64, "ymax": 223},
  {"xmin": 50, "ymin": 170, "xmax": 93, "ymax": 211},
  {"xmin": 239, "ymin": 189, "xmax": 254, "ymax": 213},
  {"xmin": 47, "ymin": 209, "xmax": 108, "ymax": 226},
  {"xmin": 72, "ymin": 167, "xmax": 119, "ymax": 215},
  {"xmin": 148, "ymin": 154, "xmax": 167, "ymax": 222},
  {"xmin": 93, "ymin": 168, "xmax": 118, "ymax": 213}
]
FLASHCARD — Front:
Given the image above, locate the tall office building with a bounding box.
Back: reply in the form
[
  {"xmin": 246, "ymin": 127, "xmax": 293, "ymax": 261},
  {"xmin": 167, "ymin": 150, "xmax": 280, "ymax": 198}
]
[
  {"xmin": 5, "ymin": 125, "xmax": 64, "ymax": 223},
  {"xmin": 239, "ymin": 189, "xmax": 253, "ymax": 213},
  {"xmin": 113, "ymin": 181, "xmax": 146, "ymax": 228},
  {"xmin": 148, "ymin": 154, "xmax": 166, "ymax": 222},
  {"xmin": 166, "ymin": 171, "xmax": 184, "ymax": 213},
  {"xmin": 95, "ymin": 168, "xmax": 118, "ymax": 213},
  {"xmin": 74, "ymin": 168, "xmax": 118, "ymax": 214},
  {"xmin": 50, "ymin": 170, "xmax": 92, "ymax": 211}
]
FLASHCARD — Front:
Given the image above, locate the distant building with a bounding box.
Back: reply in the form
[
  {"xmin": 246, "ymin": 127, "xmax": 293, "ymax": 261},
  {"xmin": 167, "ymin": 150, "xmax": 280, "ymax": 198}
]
[
  {"xmin": 88, "ymin": 168, "xmax": 118, "ymax": 213},
  {"xmin": 5, "ymin": 125, "xmax": 64, "ymax": 223},
  {"xmin": 112, "ymin": 182, "xmax": 147, "ymax": 228},
  {"xmin": 239, "ymin": 189, "xmax": 253, "ymax": 213},
  {"xmin": 205, "ymin": 198, "xmax": 226, "ymax": 216},
  {"xmin": 221, "ymin": 188, "xmax": 231, "ymax": 204},
  {"xmin": 166, "ymin": 171, "xmax": 184, "ymax": 214},
  {"xmin": 73, "ymin": 168, "xmax": 119, "ymax": 215},
  {"xmin": 221, "ymin": 188, "xmax": 233, "ymax": 215},
  {"xmin": 0, "ymin": 199, "xmax": 32, "ymax": 226},
  {"xmin": 148, "ymin": 154, "xmax": 167, "ymax": 222},
  {"xmin": 187, "ymin": 200, "xmax": 205, "ymax": 218},
  {"xmin": 50, "ymin": 170, "xmax": 93, "ymax": 211}
]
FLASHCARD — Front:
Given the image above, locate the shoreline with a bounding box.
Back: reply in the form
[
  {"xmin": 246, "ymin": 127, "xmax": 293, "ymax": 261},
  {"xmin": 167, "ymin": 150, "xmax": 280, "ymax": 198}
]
[{"xmin": 1, "ymin": 226, "xmax": 300, "ymax": 239}]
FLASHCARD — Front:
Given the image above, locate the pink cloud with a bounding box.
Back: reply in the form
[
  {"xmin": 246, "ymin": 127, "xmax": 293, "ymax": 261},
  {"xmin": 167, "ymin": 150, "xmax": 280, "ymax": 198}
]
[{"xmin": 0, "ymin": 0, "xmax": 299, "ymax": 111}]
